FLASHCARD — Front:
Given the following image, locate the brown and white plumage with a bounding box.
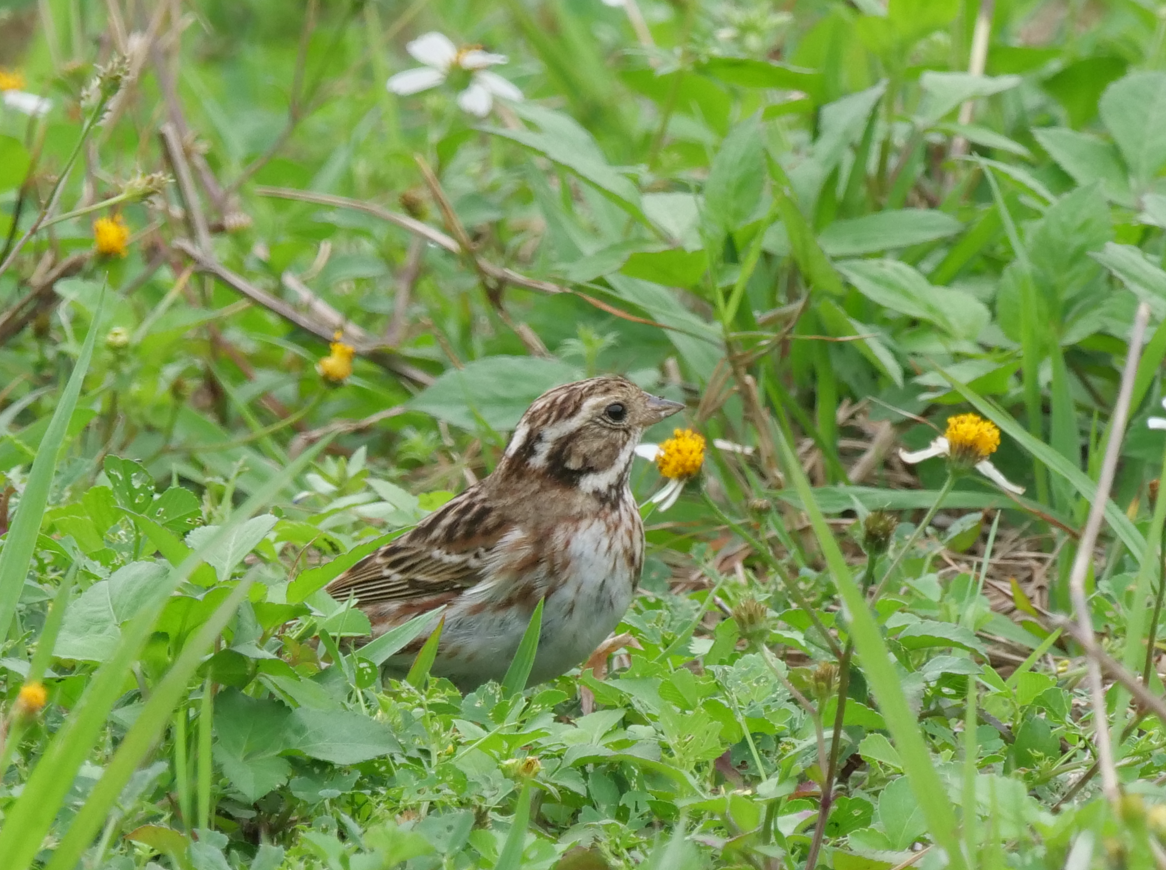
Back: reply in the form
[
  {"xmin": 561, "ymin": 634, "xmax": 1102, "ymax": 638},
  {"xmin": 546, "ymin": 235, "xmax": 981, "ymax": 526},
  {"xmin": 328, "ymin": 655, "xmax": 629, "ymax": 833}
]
[{"xmin": 325, "ymin": 376, "xmax": 684, "ymax": 689}]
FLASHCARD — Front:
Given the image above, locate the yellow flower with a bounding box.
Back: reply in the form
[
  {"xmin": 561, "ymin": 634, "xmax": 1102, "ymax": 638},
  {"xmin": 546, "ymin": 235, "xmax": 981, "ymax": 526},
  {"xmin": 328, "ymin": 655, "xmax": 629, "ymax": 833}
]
[
  {"xmin": 0, "ymin": 69, "xmax": 26, "ymax": 92},
  {"xmin": 15, "ymin": 681, "xmax": 47, "ymax": 717},
  {"xmin": 899, "ymin": 412, "xmax": 1023, "ymax": 494},
  {"xmin": 316, "ymin": 333, "xmax": 356, "ymax": 383},
  {"xmin": 944, "ymin": 413, "xmax": 1000, "ymax": 465},
  {"xmin": 635, "ymin": 428, "xmax": 706, "ymax": 511},
  {"xmin": 93, "ymin": 215, "xmax": 130, "ymax": 257}
]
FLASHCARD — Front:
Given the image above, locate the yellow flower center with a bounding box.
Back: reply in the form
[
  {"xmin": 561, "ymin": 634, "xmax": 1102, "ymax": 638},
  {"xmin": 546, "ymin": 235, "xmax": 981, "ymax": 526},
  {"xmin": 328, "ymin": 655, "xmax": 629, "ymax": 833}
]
[
  {"xmin": 453, "ymin": 44, "xmax": 484, "ymax": 68},
  {"xmin": 656, "ymin": 429, "xmax": 706, "ymax": 480},
  {"xmin": 944, "ymin": 413, "xmax": 1000, "ymax": 463},
  {"xmin": 93, "ymin": 215, "xmax": 130, "ymax": 257},
  {"xmin": 17, "ymin": 681, "xmax": 47, "ymax": 714},
  {"xmin": 0, "ymin": 69, "xmax": 26, "ymax": 92},
  {"xmin": 317, "ymin": 334, "xmax": 355, "ymax": 383}
]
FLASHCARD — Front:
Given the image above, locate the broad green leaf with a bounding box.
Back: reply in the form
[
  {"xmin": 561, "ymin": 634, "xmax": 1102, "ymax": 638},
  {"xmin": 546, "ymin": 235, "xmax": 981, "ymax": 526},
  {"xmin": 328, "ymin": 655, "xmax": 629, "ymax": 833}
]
[
  {"xmin": 290, "ymin": 533, "xmax": 401, "ymax": 604},
  {"xmin": 918, "ymin": 72, "xmax": 1021, "ymax": 124},
  {"xmin": 621, "ymin": 248, "xmax": 708, "ymax": 287},
  {"xmin": 494, "ymin": 783, "xmax": 533, "ymax": 870},
  {"xmin": 54, "ymin": 562, "xmax": 169, "ymax": 662},
  {"xmin": 1099, "ymin": 70, "xmax": 1166, "ymax": 185},
  {"xmin": 485, "ymin": 104, "xmax": 646, "ymax": 222},
  {"xmin": 1032, "ymin": 127, "xmax": 1131, "ymax": 205},
  {"xmin": 357, "ymin": 607, "xmax": 446, "ymax": 668},
  {"xmin": 212, "ymin": 690, "xmax": 294, "ymax": 802},
  {"xmin": 698, "ymin": 56, "xmax": 821, "ymax": 98},
  {"xmin": 837, "ymin": 259, "xmax": 989, "ymax": 340},
  {"xmin": 817, "ymin": 209, "xmax": 963, "ymax": 257},
  {"xmin": 288, "ymin": 707, "xmax": 400, "ymax": 764},
  {"xmin": 408, "ymin": 356, "xmax": 581, "ymax": 432},
  {"xmin": 895, "ymin": 621, "xmax": 988, "ymax": 656},
  {"xmin": 104, "ymin": 456, "xmax": 156, "ymax": 513},
  {"xmin": 185, "ymin": 515, "xmax": 278, "ymax": 580},
  {"xmin": 1092, "ymin": 242, "xmax": 1166, "ymax": 320},
  {"xmin": 877, "ymin": 777, "xmax": 928, "ymax": 850},
  {"xmin": 859, "ymin": 733, "xmax": 902, "ymax": 769},
  {"xmin": 702, "ymin": 114, "xmax": 765, "ymax": 238}
]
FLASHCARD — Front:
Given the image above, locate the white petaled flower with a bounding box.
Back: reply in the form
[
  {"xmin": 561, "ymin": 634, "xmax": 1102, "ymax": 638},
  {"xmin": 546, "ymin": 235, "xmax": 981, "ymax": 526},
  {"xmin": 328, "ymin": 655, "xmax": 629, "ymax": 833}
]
[
  {"xmin": 1149, "ymin": 398, "xmax": 1166, "ymax": 431},
  {"xmin": 386, "ymin": 32, "xmax": 522, "ymax": 117},
  {"xmin": 601, "ymin": 0, "xmax": 627, "ymax": 6},
  {"xmin": 0, "ymin": 70, "xmax": 51, "ymax": 117},
  {"xmin": 635, "ymin": 429, "xmax": 706, "ymax": 512},
  {"xmin": 899, "ymin": 413, "xmax": 1024, "ymax": 495}
]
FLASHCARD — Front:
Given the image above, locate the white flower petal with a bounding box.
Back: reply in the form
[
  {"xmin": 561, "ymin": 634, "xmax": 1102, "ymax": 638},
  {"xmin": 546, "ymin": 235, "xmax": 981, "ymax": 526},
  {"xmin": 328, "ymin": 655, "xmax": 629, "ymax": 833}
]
[
  {"xmin": 602, "ymin": 0, "xmax": 627, "ymax": 6},
  {"xmin": 386, "ymin": 67, "xmax": 446, "ymax": 95},
  {"xmin": 713, "ymin": 438, "xmax": 754, "ymax": 456},
  {"xmin": 1150, "ymin": 417, "xmax": 1166, "ymax": 431},
  {"xmin": 975, "ymin": 460, "xmax": 1026, "ymax": 495},
  {"xmin": 635, "ymin": 443, "xmax": 661, "ymax": 461},
  {"xmin": 898, "ymin": 438, "xmax": 950, "ymax": 465},
  {"xmin": 459, "ymin": 49, "xmax": 508, "ymax": 70},
  {"xmin": 3, "ymin": 91, "xmax": 52, "ymax": 116},
  {"xmin": 456, "ymin": 82, "xmax": 493, "ymax": 116},
  {"xmin": 646, "ymin": 478, "xmax": 685, "ymax": 511},
  {"xmin": 1160, "ymin": 397, "xmax": 1166, "ymax": 411},
  {"xmin": 473, "ymin": 70, "xmax": 522, "ymax": 101},
  {"xmin": 406, "ymin": 32, "xmax": 458, "ymax": 69}
]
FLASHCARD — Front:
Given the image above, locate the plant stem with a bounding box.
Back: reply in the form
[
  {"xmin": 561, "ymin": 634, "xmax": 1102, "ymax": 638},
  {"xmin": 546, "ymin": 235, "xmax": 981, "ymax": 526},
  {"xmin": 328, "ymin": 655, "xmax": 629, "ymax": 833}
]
[
  {"xmin": 870, "ymin": 473, "xmax": 957, "ymax": 602},
  {"xmin": 805, "ymin": 638, "xmax": 855, "ymax": 870},
  {"xmin": 1144, "ymin": 505, "xmax": 1166, "ymax": 687}
]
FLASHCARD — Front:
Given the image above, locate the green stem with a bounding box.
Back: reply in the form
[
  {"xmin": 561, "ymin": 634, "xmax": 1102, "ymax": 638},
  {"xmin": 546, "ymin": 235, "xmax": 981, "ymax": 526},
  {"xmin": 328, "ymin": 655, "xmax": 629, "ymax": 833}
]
[
  {"xmin": 1144, "ymin": 506, "xmax": 1166, "ymax": 687},
  {"xmin": 40, "ymin": 191, "xmax": 137, "ymax": 229},
  {"xmin": 805, "ymin": 639, "xmax": 854, "ymax": 870},
  {"xmin": 870, "ymin": 473, "xmax": 956, "ymax": 602}
]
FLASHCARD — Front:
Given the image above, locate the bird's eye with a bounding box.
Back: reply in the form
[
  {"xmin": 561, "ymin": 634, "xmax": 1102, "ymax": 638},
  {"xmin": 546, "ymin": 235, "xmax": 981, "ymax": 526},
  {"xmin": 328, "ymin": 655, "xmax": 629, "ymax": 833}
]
[{"xmin": 605, "ymin": 402, "xmax": 626, "ymax": 422}]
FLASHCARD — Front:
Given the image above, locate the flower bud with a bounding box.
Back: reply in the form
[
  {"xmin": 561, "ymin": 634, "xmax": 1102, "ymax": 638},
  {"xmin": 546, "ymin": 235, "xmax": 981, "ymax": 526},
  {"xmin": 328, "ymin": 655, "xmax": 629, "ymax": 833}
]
[
  {"xmin": 811, "ymin": 662, "xmax": 838, "ymax": 702},
  {"xmin": 861, "ymin": 511, "xmax": 898, "ymax": 557},
  {"xmin": 502, "ymin": 756, "xmax": 541, "ymax": 779},
  {"xmin": 105, "ymin": 326, "xmax": 130, "ymax": 350},
  {"xmin": 732, "ymin": 596, "xmax": 770, "ymax": 648}
]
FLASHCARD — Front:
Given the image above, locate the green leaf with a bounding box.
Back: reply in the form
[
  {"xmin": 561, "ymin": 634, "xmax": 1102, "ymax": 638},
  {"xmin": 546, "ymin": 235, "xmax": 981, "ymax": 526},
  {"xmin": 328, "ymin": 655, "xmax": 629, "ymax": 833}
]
[
  {"xmin": 0, "ymin": 287, "xmax": 103, "ymax": 642},
  {"xmin": 494, "ymin": 783, "xmax": 533, "ymax": 870},
  {"xmin": 816, "ymin": 209, "xmax": 963, "ymax": 257},
  {"xmin": 212, "ymin": 690, "xmax": 294, "ymax": 802},
  {"xmin": 1032, "ymin": 127, "xmax": 1131, "ymax": 205},
  {"xmin": 1099, "ymin": 70, "xmax": 1166, "ymax": 186},
  {"xmin": 698, "ymin": 56, "xmax": 821, "ymax": 98},
  {"xmin": 408, "ymin": 356, "xmax": 581, "ymax": 432},
  {"xmin": 877, "ymin": 777, "xmax": 928, "ymax": 850},
  {"xmin": 185, "ymin": 514, "xmax": 278, "ymax": 580},
  {"xmin": 702, "ymin": 115, "xmax": 765, "ymax": 239},
  {"xmin": 895, "ymin": 620, "xmax": 988, "ymax": 656},
  {"xmin": 485, "ymin": 104, "xmax": 646, "ymax": 222},
  {"xmin": 501, "ymin": 598, "xmax": 545, "ymax": 696},
  {"xmin": 103, "ymin": 456, "xmax": 156, "ymax": 513},
  {"xmin": 54, "ymin": 562, "xmax": 170, "ymax": 662},
  {"xmin": 859, "ymin": 733, "xmax": 902, "ymax": 769},
  {"xmin": 290, "ymin": 533, "xmax": 402, "ymax": 604},
  {"xmin": 356, "ymin": 607, "xmax": 446, "ymax": 668},
  {"xmin": 288, "ymin": 707, "xmax": 400, "ymax": 764},
  {"xmin": 621, "ymin": 248, "xmax": 708, "ymax": 287},
  {"xmin": 1092, "ymin": 242, "xmax": 1166, "ymax": 320},
  {"xmin": 837, "ymin": 259, "xmax": 989, "ymax": 339},
  {"xmin": 406, "ymin": 616, "xmax": 444, "ymax": 688},
  {"xmin": 918, "ymin": 72, "xmax": 1021, "ymax": 124}
]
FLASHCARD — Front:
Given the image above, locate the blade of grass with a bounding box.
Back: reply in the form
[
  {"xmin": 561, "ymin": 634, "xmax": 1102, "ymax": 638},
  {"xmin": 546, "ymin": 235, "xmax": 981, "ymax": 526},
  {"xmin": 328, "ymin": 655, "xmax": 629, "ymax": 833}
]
[
  {"xmin": 44, "ymin": 577, "xmax": 255, "ymax": 870},
  {"xmin": 501, "ymin": 598, "xmax": 544, "ymax": 695},
  {"xmin": 771, "ymin": 423, "xmax": 968, "ymax": 870},
  {"xmin": 405, "ymin": 615, "xmax": 444, "ymax": 688},
  {"xmin": 356, "ymin": 606, "xmax": 447, "ymax": 668},
  {"xmin": 494, "ymin": 782, "xmax": 532, "ymax": 870},
  {"xmin": 0, "ymin": 287, "xmax": 104, "ymax": 641},
  {"xmin": 0, "ymin": 435, "xmax": 333, "ymax": 870}
]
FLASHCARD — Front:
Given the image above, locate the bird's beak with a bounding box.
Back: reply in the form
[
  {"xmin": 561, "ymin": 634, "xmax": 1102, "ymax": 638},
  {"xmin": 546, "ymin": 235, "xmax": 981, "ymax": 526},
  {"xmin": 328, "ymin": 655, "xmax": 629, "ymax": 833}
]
[{"xmin": 645, "ymin": 394, "xmax": 685, "ymax": 422}]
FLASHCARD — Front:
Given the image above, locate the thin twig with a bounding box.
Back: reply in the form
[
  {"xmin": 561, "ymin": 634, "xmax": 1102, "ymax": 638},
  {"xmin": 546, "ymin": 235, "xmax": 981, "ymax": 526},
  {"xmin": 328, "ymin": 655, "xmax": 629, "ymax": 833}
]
[
  {"xmin": 159, "ymin": 122, "xmax": 212, "ymax": 253},
  {"xmin": 386, "ymin": 237, "xmax": 424, "ymax": 346},
  {"xmin": 1067, "ymin": 301, "xmax": 1151, "ymax": 807},
  {"xmin": 172, "ymin": 239, "xmax": 433, "ymax": 386}
]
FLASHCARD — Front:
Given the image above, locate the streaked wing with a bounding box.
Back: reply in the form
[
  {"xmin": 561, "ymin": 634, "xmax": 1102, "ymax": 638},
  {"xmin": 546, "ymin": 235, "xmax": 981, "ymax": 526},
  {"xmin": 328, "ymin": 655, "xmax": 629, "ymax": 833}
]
[{"xmin": 325, "ymin": 486, "xmax": 508, "ymax": 606}]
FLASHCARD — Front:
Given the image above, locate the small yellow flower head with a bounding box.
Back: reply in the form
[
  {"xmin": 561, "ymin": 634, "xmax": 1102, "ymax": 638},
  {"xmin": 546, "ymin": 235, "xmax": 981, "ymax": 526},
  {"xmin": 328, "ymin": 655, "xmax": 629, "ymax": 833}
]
[
  {"xmin": 0, "ymin": 69, "xmax": 26, "ymax": 92},
  {"xmin": 503, "ymin": 755, "xmax": 542, "ymax": 779},
  {"xmin": 93, "ymin": 215, "xmax": 130, "ymax": 257},
  {"xmin": 944, "ymin": 413, "xmax": 1000, "ymax": 468},
  {"xmin": 316, "ymin": 333, "xmax": 356, "ymax": 383},
  {"xmin": 656, "ymin": 429, "xmax": 706, "ymax": 480},
  {"xmin": 15, "ymin": 681, "xmax": 47, "ymax": 717},
  {"xmin": 105, "ymin": 326, "xmax": 130, "ymax": 350}
]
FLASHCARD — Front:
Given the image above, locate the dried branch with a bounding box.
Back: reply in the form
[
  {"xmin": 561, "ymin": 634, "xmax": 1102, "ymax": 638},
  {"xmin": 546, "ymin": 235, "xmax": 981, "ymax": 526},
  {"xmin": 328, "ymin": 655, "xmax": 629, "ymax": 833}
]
[
  {"xmin": 171, "ymin": 239, "xmax": 433, "ymax": 386},
  {"xmin": 1067, "ymin": 301, "xmax": 1151, "ymax": 807}
]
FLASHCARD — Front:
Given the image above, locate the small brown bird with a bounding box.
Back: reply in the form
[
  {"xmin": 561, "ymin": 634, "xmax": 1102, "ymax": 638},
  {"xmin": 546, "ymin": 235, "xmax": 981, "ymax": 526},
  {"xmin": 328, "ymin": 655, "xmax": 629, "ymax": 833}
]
[{"xmin": 325, "ymin": 376, "xmax": 685, "ymax": 690}]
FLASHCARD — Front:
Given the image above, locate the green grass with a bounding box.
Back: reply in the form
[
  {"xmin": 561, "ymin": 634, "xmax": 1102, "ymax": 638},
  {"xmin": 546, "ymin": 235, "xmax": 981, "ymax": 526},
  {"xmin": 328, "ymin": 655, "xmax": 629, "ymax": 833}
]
[{"xmin": 2, "ymin": 0, "xmax": 1166, "ymax": 867}]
